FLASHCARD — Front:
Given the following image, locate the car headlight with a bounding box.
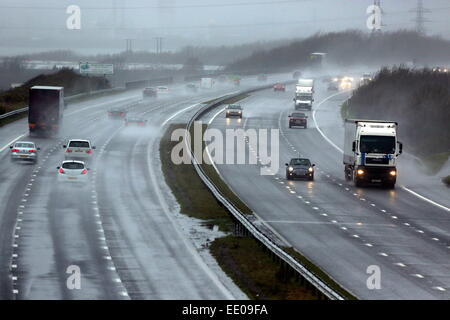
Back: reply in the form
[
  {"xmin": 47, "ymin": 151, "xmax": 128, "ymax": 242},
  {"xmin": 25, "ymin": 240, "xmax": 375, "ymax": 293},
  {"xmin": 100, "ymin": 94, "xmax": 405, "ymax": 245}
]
[
  {"xmin": 308, "ymin": 167, "xmax": 314, "ymax": 172},
  {"xmin": 357, "ymin": 169, "xmax": 365, "ymax": 175},
  {"xmin": 288, "ymin": 167, "xmax": 294, "ymax": 172},
  {"xmin": 389, "ymin": 170, "xmax": 397, "ymax": 176}
]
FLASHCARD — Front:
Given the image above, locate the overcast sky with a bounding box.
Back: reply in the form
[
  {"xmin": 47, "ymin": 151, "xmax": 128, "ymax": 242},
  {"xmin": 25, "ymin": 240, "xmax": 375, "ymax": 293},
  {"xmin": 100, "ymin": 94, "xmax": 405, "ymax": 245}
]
[{"xmin": 1, "ymin": 0, "xmax": 449, "ymax": 54}]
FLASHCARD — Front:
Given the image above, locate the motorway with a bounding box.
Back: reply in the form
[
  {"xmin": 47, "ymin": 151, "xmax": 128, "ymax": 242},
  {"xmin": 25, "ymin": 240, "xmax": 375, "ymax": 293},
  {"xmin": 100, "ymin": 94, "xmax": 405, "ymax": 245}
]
[
  {"xmin": 0, "ymin": 77, "xmax": 280, "ymax": 300},
  {"xmin": 204, "ymin": 82, "xmax": 450, "ymax": 299}
]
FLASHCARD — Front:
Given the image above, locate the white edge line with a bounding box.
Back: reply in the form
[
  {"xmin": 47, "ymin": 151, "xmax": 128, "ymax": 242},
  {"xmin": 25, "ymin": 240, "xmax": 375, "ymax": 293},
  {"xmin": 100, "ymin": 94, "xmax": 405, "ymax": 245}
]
[
  {"xmin": 0, "ymin": 134, "xmax": 26, "ymax": 153},
  {"xmin": 401, "ymin": 186, "xmax": 450, "ymax": 213}
]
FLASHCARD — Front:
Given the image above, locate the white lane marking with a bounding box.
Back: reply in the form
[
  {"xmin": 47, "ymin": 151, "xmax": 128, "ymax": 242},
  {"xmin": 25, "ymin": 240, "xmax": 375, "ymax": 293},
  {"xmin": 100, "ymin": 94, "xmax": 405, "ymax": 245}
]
[
  {"xmin": 161, "ymin": 103, "xmax": 200, "ymax": 127},
  {"xmin": 0, "ymin": 134, "xmax": 26, "ymax": 153},
  {"xmin": 401, "ymin": 186, "xmax": 450, "ymax": 213},
  {"xmin": 313, "ymin": 91, "xmax": 450, "ymax": 214}
]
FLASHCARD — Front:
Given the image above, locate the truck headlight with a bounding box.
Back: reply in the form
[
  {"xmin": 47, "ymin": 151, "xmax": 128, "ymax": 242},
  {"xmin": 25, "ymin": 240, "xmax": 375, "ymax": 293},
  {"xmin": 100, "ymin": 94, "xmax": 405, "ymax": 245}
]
[
  {"xmin": 288, "ymin": 167, "xmax": 294, "ymax": 172},
  {"xmin": 389, "ymin": 170, "xmax": 397, "ymax": 176},
  {"xmin": 357, "ymin": 169, "xmax": 365, "ymax": 175}
]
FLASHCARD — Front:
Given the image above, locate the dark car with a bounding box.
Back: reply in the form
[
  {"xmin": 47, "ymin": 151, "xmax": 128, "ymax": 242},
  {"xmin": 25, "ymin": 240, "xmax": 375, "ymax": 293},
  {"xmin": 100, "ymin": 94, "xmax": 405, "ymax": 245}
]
[
  {"xmin": 286, "ymin": 158, "xmax": 315, "ymax": 181},
  {"xmin": 288, "ymin": 112, "xmax": 308, "ymax": 129},
  {"xmin": 143, "ymin": 87, "xmax": 157, "ymax": 98},
  {"xmin": 273, "ymin": 83, "xmax": 286, "ymax": 92},
  {"xmin": 225, "ymin": 104, "xmax": 243, "ymax": 118},
  {"xmin": 125, "ymin": 116, "xmax": 148, "ymax": 126},
  {"xmin": 108, "ymin": 107, "xmax": 127, "ymax": 119},
  {"xmin": 293, "ymin": 71, "xmax": 302, "ymax": 79},
  {"xmin": 185, "ymin": 83, "xmax": 198, "ymax": 92}
]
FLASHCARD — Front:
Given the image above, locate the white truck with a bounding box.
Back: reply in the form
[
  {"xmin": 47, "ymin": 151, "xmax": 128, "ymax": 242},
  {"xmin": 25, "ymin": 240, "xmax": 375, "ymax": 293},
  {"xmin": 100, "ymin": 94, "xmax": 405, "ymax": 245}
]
[
  {"xmin": 294, "ymin": 79, "xmax": 314, "ymax": 110},
  {"xmin": 200, "ymin": 77, "xmax": 214, "ymax": 89},
  {"xmin": 343, "ymin": 119, "xmax": 403, "ymax": 188}
]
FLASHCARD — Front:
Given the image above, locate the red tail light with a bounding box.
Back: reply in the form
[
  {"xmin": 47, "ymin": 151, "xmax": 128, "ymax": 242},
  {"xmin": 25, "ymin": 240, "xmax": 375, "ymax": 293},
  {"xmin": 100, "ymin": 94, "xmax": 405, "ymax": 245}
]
[
  {"xmin": 29, "ymin": 149, "xmax": 37, "ymax": 153},
  {"xmin": 59, "ymin": 168, "xmax": 65, "ymax": 174},
  {"xmin": 11, "ymin": 148, "xmax": 19, "ymax": 152},
  {"xmin": 81, "ymin": 169, "xmax": 88, "ymax": 175},
  {"xmin": 86, "ymin": 149, "xmax": 93, "ymax": 154},
  {"xmin": 65, "ymin": 149, "xmax": 72, "ymax": 153}
]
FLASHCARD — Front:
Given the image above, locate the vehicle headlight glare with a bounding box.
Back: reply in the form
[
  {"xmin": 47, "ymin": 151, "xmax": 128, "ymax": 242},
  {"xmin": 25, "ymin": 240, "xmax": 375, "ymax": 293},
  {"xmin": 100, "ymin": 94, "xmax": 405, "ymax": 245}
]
[
  {"xmin": 308, "ymin": 167, "xmax": 313, "ymax": 172},
  {"xmin": 389, "ymin": 170, "xmax": 397, "ymax": 176},
  {"xmin": 357, "ymin": 169, "xmax": 365, "ymax": 175},
  {"xmin": 288, "ymin": 167, "xmax": 294, "ymax": 172}
]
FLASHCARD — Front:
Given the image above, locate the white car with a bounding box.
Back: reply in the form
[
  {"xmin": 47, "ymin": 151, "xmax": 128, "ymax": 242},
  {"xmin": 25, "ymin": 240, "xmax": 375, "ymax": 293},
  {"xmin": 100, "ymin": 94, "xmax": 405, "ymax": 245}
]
[
  {"xmin": 57, "ymin": 160, "xmax": 89, "ymax": 183},
  {"xmin": 10, "ymin": 141, "xmax": 40, "ymax": 163},
  {"xmin": 156, "ymin": 86, "xmax": 169, "ymax": 94},
  {"xmin": 63, "ymin": 139, "xmax": 95, "ymax": 160}
]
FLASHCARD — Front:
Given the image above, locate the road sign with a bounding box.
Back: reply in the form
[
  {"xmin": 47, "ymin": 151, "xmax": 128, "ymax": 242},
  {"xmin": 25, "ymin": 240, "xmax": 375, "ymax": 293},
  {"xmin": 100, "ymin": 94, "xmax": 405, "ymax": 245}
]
[{"xmin": 79, "ymin": 62, "xmax": 114, "ymax": 75}]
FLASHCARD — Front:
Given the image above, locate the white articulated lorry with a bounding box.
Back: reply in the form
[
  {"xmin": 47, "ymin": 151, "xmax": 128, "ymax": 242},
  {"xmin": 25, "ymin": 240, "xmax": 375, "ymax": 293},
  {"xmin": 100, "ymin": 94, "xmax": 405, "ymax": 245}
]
[
  {"xmin": 294, "ymin": 79, "xmax": 314, "ymax": 110},
  {"xmin": 343, "ymin": 119, "xmax": 403, "ymax": 188}
]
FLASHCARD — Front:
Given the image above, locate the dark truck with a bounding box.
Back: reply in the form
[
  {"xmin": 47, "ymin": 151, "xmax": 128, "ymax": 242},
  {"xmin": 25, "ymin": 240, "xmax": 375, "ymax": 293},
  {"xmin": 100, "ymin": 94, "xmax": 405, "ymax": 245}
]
[{"xmin": 28, "ymin": 86, "xmax": 64, "ymax": 136}]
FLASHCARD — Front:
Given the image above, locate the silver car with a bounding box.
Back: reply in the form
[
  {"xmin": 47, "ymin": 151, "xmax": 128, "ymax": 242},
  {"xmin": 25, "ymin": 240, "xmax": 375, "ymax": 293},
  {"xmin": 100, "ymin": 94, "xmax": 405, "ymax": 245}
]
[{"xmin": 10, "ymin": 141, "xmax": 40, "ymax": 163}]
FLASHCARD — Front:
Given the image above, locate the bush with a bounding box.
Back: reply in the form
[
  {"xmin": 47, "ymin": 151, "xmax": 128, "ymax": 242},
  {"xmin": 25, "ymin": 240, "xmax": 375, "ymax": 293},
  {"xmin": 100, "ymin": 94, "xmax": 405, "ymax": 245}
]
[{"xmin": 345, "ymin": 67, "xmax": 450, "ymax": 157}]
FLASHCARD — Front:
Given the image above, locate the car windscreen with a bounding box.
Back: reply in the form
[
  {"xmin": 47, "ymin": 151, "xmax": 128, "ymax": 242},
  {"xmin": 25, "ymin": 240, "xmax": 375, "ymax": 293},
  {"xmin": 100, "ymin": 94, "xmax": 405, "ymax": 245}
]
[
  {"xmin": 68, "ymin": 141, "xmax": 90, "ymax": 148},
  {"xmin": 62, "ymin": 162, "xmax": 84, "ymax": 170},
  {"xmin": 292, "ymin": 113, "xmax": 306, "ymax": 118},
  {"xmin": 15, "ymin": 143, "xmax": 34, "ymax": 148},
  {"xmin": 291, "ymin": 159, "xmax": 311, "ymax": 166},
  {"xmin": 360, "ymin": 136, "xmax": 395, "ymax": 154},
  {"xmin": 228, "ymin": 105, "xmax": 241, "ymax": 109}
]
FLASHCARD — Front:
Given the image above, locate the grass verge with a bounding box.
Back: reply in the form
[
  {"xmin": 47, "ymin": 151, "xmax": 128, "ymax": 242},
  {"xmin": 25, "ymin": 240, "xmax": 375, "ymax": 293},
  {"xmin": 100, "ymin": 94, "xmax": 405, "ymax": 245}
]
[
  {"xmin": 210, "ymin": 236, "xmax": 318, "ymax": 300},
  {"xmin": 419, "ymin": 152, "xmax": 450, "ymax": 175}
]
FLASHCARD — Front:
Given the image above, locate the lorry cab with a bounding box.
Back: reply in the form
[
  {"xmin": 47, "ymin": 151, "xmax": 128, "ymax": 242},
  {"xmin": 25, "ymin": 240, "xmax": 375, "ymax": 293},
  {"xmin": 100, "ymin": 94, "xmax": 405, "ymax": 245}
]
[{"xmin": 344, "ymin": 120, "xmax": 403, "ymax": 188}]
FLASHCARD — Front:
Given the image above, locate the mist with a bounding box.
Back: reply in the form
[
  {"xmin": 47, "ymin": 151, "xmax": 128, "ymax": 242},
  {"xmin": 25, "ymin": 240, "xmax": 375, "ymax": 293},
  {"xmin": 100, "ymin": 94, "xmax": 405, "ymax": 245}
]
[{"xmin": 2, "ymin": 0, "xmax": 450, "ymax": 56}]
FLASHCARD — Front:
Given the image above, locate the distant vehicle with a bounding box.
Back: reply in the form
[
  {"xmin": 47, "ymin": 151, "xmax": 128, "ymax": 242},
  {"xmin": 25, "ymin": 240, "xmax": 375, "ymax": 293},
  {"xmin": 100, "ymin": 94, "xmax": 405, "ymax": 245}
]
[
  {"xmin": 28, "ymin": 86, "xmax": 64, "ymax": 136},
  {"xmin": 217, "ymin": 75, "xmax": 228, "ymax": 83},
  {"xmin": 286, "ymin": 158, "xmax": 315, "ymax": 181},
  {"xmin": 257, "ymin": 74, "xmax": 267, "ymax": 81},
  {"xmin": 273, "ymin": 83, "xmax": 286, "ymax": 92},
  {"xmin": 57, "ymin": 160, "xmax": 89, "ymax": 183},
  {"xmin": 292, "ymin": 70, "xmax": 302, "ymax": 79},
  {"xmin": 225, "ymin": 104, "xmax": 243, "ymax": 118},
  {"xmin": 108, "ymin": 107, "xmax": 127, "ymax": 119},
  {"xmin": 10, "ymin": 141, "xmax": 40, "ymax": 163},
  {"xmin": 288, "ymin": 112, "xmax": 308, "ymax": 129},
  {"xmin": 344, "ymin": 119, "xmax": 403, "ymax": 188},
  {"xmin": 157, "ymin": 86, "xmax": 170, "ymax": 94},
  {"xmin": 185, "ymin": 83, "xmax": 198, "ymax": 92},
  {"xmin": 63, "ymin": 139, "xmax": 96, "ymax": 160},
  {"xmin": 143, "ymin": 87, "xmax": 157, "ymax": 98},
  {"xmin": 432, "ymin": 66, "xmax": 448, "ymax": 73},
  {"xmin": 294, "ymin": 79, "xmax": 314, "ymax": 110},
  {"xmin": 339, "ymin": 76, "xmax": 354, "ymax": 90},
  {"xmin": 360, "ymin": 73, "xmax": 373, "ymax": 86},
  {"xmin": 125, "ymin": 116, "xmax": 148, "ymax": 126},
  {"xmin": 233, "ymin": 79, "xmax": 241, "ymax": 87},
  {"xmin": 327, "ymin": 81, "xmax": 339, "ymax": 91},
  {"xmin": 201, "ymin": 78, "xmax": 214, "ymax": 89}
]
